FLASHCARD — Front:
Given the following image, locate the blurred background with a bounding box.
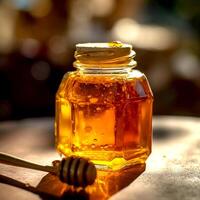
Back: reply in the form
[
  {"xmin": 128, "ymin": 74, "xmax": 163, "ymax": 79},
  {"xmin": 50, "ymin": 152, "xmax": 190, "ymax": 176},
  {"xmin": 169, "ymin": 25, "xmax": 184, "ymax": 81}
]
[{"xmin": 0, "ymin": 0, "xmax": 199, "ymax": 120}]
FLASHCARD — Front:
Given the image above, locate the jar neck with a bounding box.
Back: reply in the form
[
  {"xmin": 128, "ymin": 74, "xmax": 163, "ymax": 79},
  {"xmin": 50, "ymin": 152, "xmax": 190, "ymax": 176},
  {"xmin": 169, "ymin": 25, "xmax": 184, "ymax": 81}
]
[
  {"xmin": 75, "ymin": 66, "xmax": 133, "ymax": 74},
  {"xmin": 74, "ymin": 60, "xmax": 136, "ymax": 73}
]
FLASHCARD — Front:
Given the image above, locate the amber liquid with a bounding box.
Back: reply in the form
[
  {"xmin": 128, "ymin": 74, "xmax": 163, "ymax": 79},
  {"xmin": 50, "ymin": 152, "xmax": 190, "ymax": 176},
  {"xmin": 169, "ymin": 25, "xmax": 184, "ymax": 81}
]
[{"xmin": 55, "ymin": 70, "xmax": 153, "ymax": 170}]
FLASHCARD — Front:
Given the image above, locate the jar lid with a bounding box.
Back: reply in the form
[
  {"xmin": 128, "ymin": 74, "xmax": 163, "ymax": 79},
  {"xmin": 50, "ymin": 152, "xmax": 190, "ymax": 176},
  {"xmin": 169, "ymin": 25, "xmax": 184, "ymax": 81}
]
[{"xmin": 75, "ymin": 41, "xmax": 135, "ymax": 63}]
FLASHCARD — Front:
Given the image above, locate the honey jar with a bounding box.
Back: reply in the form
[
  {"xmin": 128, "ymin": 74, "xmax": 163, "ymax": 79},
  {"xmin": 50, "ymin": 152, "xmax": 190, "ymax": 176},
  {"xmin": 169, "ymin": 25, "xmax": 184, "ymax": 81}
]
[{"xmin": 55, "ymin": 42, "xmax": 153, "ymax": 171}]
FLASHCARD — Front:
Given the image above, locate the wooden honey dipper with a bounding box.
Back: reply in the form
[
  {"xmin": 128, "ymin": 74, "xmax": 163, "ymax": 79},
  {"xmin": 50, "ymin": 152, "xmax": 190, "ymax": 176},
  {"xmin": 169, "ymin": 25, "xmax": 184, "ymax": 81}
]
[{"xmin": 0, "ymin": 152, "xmax": 97, "ymax": 187}]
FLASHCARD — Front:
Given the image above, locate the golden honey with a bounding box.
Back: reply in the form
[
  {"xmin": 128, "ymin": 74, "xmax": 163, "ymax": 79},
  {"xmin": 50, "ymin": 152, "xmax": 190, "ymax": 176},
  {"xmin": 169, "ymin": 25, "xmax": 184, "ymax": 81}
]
[{"xmin": 55, "ymin": 42, "xmax": 153, "ymax": 171}]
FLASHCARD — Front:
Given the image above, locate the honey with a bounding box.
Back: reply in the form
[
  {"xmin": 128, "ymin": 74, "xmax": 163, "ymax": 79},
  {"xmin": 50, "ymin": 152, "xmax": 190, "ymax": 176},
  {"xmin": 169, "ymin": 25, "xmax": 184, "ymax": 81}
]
[{"xmin": 55, "ymin": 42, "xmax": 153, "ymax": 171}]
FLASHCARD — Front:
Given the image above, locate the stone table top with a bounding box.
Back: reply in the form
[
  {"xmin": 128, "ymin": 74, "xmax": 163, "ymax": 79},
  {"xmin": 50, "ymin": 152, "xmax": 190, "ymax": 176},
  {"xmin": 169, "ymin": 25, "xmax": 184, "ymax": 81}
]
[{"xmin": 0, "ymin": 116, "xmax": 200, "ymax": 200}]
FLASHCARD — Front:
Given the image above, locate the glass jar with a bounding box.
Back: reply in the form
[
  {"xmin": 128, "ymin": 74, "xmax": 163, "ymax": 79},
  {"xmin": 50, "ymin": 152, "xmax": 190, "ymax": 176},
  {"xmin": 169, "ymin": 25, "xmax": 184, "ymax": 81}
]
[{"xmin": 55, "ymin": 42, "xmax": 153, "ymax": 171}]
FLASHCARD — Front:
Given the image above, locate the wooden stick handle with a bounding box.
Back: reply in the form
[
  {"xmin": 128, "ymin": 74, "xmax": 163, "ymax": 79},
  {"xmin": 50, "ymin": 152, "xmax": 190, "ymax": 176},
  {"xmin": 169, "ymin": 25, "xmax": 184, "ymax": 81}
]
[{"xmin": 0, "ymin": 152, "xmax": 56, "ymax": 174}]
